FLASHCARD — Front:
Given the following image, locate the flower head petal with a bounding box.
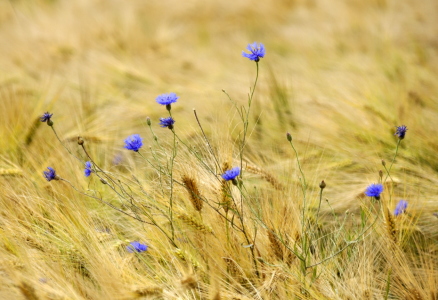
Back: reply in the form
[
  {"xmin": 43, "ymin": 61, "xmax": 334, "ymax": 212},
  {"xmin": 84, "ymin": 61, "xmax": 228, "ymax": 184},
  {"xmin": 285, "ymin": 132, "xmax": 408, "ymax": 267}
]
[
  {"xmin": 221, "ymin": 167, "xmax": 240, "ymax": 181},
  {"xmin": 40, "ymin": 112, "xmax": 53, "ymax": 122},
  {"xmin": 156, "ymin": 93, "xmax": 179, "ymax": 106},
  {"xmin": 124, "ymin": 134, "xmax": 143, "ymax": 152},
  {"xmin": 242, "ymin": 42, "xmax": 265, "ymax": 62},
  {"xmin": 126, "ymin": 241, "xmax": 148, "ymax": 253},
  {"xmin": 84, "ymin": 161, "xmax": 92, "ymax": 177},
  {"xmin": 43, "ymin": 167, "xmax": 57, "ymax": 181},
  {"xmin": 395, "ymin": 125, "xmax": 408, "ymax": 139},
  {"xmin": 365, "ymin": 183, "xmax": 384, "ymax": 199},
  {"xmin": 394, "ymin": 200, "xmax": 408, "ymax": 216},
  {"xmin": 159, "ymin": 117, "xmax": 175, "ymax": 129}
]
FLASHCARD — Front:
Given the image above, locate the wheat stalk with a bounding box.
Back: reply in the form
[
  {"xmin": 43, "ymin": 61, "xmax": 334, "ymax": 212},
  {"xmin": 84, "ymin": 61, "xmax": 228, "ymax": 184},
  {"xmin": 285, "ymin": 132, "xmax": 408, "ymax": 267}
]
[
  {"xmin": 268, "ymin": 230, "xmax": 284, "ymax": 261},
  {"xmin": 182, "ymin": 175, "xmax": 203, "ymax": 211},
  {"xmin": 177, "ymin": 214, "xmax": 213, "ymax": 234},
  {"xmin": 0, "ymin": 168, "xmax": 23, "ymax": 176},
  {"xmin": 245, "ymin": 165, "xmax": 284, "ymax": 190}
]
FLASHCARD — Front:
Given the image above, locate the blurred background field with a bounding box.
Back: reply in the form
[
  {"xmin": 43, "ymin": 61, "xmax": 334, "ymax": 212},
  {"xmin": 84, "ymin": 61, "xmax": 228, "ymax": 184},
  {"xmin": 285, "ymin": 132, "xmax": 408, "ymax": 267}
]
[{"xmin": 0, "ymin": 0, "xmax": 437, "ymax": 299}]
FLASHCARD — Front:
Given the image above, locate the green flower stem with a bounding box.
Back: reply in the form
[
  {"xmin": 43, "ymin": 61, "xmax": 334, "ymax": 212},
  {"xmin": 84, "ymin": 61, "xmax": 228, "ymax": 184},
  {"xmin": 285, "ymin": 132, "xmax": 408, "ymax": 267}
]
[
  {"xmin": 384, "ymin": 139, "xmax": 401, "ymax": 183},
  {"xmin": 316, "ymin": 186, "xmax": 324, "ymax": 222},
  {"xmin": 287, "ymin": 138, "xmax": 307, "ymax": 236},
  {"xmin": 168, "ymin": 128, "xmax": 177, "ymax": 241},
  {"xmin": 306, "ymin": 200, "xmax": 383, "ymax": 269},
  {"xmin": 50, "ymin": 126, "xmax": 82, "ymax": 162}
]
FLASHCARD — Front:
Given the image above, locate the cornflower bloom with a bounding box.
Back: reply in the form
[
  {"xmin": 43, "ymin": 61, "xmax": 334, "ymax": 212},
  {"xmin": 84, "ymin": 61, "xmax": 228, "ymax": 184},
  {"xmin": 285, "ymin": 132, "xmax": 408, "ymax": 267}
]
[
  {"xmin": 365, "ymin": 183, "xmax": 383, "ymax": 200},
  {"xmin": 43, "ymin": 167, "xmax": 58, "ymax": 181},
  {"xmin": 156, "ymin": 93, "xmax": 178, "ymax": 105},
  {"xmin": 41, "ymin": 112, "xmax": 53, "ymax": 126},
  {"xmin": 159, "ymin": 117, "xmax": 175, "ymax": 129},
  {"xmin": 126, "ymin": 241, "xmax": 148, "ymax": 253},
  {"xmin": 84, "ymin": 161, "xmax": 92, "ymax": 177},
  {"xmin": 242, "ymin": 42, "xmax": 265, "ymax": 62},
  {"xmin": 156, "ymin": 93, "xmax": 178, "ymax": 111},
  {"xmin": 124, "ymin": 134, "xmax": 143, "ymax": 152},
  {"xmin": 221, "ymin": 167, "xmax": 240, "ymax": 181},
  {"xmin": 395, "ymin": 125, "xmax": 408, "ymax": 139},
  {"xmin": 394, "ymin": 200, "xmax": 408, "ymax": 216}
]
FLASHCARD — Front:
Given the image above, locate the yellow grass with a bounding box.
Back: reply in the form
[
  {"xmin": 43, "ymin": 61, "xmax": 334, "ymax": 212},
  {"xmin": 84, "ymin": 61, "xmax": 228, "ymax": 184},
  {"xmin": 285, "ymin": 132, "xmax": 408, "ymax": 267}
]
[{"xmin": 1, "ymin": 0, "xmax": 437, "ymax": 299}]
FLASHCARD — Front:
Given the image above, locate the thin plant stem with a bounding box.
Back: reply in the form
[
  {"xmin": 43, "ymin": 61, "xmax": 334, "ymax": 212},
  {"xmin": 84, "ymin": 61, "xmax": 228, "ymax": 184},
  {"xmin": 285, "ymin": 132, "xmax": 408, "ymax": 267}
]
[
  {"xmin": 287, "ymin": 138, "xmax": 308, "ymax": 268},
  {"xmin": 50, "ymin": 126, "xmax": 82, "ymax": 162},
  {"xmin": 306, "ymin": 199, "xmax": 383, "ymax": 269},
  {"xmin": 384, "ymin": 139, "xmax": 401, "ymax": 183},
  {"xmin": 193, "ymin": 109, "xmax": 221, "ymax": 170},
  {"xmin": 168, "ymin": 128, "xmax": 177, "ymax": 240},
  {"xmin": 316, "ymin": 186, "xmax": 324, "ymax": 222}
]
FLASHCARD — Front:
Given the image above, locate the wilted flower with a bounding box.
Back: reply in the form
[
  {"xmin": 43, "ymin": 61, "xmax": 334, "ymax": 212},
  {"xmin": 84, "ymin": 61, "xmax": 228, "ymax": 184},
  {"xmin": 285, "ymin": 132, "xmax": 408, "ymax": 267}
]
[
  {"xmin": 365, "ymin": 183, "xmax": 383, "ymax": 200},
  {"xmin": 159, "ymin": 117, "xmax": 175, "ymax": 129},
  {"xmin": 84, "ymin": 161, "xmax": 92, "ymax": 177},
  {"xmin": 394, "ymin": 200, "xmax": 408, "ymax": 216},
  {"xmin": 43, "ymin": 167, "xmax": 58, "ymax": 181},
  {"xmin": 395, "ymin": 125, "xmax": 407, "ymax": 139},
  {"xmin": 124, "ymin": 134, "xmax": 143, "ymax": 152},
  {"xmin": 156, "ymin": 93, "xmax": 178, "ymax": 111},
  {"xmin": 126, "ymin": 241, "xmax": 148, "ymax": 253},
  {"xmin": 242, "ymin": 42, "xmax": 265, "ymax": 62},
  {"xmin": 221, "ymin": 167, "xmax": 240, "ymax": 181}
]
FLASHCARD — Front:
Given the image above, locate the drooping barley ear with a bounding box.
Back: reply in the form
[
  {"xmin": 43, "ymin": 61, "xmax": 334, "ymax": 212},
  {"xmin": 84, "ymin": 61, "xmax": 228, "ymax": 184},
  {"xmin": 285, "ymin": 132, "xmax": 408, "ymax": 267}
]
[
  {"xmin": 0, "ymin": 168, "xmax": 23, "ymax": 177},
  {"xmin": 245, "ymin": 165, "xmax": 284, "ymax": 190},
  {"xmin": 407, "ymin": 287, "xmax": 423, "ymax": 300},
  {"xmin": 182, "ymin": 175, "xmax": 203, "ymax": 211},
  {"xmin": 223, "ymin": 257, "xmax": 243, "ymax": 279},
  {"xmin": 181, "ymin": 275, "xmax": 198, "ymax": 290},
  {"xmin": 133, "ymin": 286, "xmax": 163, "ymax": 298},
  {"xmin": 177, "ymin": 214, "xmax": 213, "ymax": 234},
  {"xmin": 64, "ymin": 135, "xmax": 104, "ymax": 144},
  {"xmin": 362, "ymin": 289, "xmax": 372, "ymax": 300},
  {"xmin": 220, "ymin": 180, "xmax": 231, "ymax": 213},
  {"xmin": 293, "ymin": 230, "xmax": 302, "ymax": 243},
  {"xmin": 24, "ymin": 117, "xmax": 42, "ymax": 147},
  {"xmin": 174, "ymin": 248, "xmax": 187, "ymax": 261},
  {"xmin": 18, "ymin": 281, "xmax": 40, "ymax": 300},
  {"xmin": 212, "ymin": 289, "xmax": 222, "ymax": 300},
  {"xmin": 384, "ymin": 207, "xmax": 397, "ymax": 244},
  {"xmin": 173, "ymin": 248, "xmax": 201, "ymax": 270},
  {"xmin": 268, "ymin": 229, "xmax": 284, "ymax": 261},
  {"xmin": 262, "ymin": 270, "xmax": 287, "ymax": 294}
]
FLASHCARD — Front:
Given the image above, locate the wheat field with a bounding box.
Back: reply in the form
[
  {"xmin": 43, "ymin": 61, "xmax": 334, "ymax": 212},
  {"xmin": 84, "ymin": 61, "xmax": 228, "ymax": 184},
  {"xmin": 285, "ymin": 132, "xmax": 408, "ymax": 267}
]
[{"xmin": 1, "ymin": 0, "xmax": 437, "ymax": 299}]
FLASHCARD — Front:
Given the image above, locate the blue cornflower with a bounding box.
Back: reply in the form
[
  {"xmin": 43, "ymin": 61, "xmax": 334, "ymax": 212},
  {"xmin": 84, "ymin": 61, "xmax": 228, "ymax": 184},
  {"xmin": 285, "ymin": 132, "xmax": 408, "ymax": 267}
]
[
  {"xmin": 43, "ymin": 167, "xmax": 58, "ymax": 181},
  {"xmin": 394, "ymin": 200, "xmax": 408, "ymax": 216},
  {"xmin": 124, "ymin": 134, "xmax": 143, "ymax": 152},
  {"xmin": 41, "ymin": 112, "xmax": 54, "ymax": 126},
  {"xmin": 242, "ymin": 42, "xmax": 265, "ymax": 62},
  {"xmin": 159, "ymin": 117, "xmax": 175, "ymax": 129},
  {"xmin": 156, "ymin": 93, "xmax": 179, "ymax": 106},
  {"xmin": 221, "ymin": 167, "xmax": 240, "ymax": 181},
  {"xmin": 84, "ymin": 161, "xmax": 92, "ymax": 177},
  {"xmin": 126, "ymin": 241, "xmax": 148, "ymax": 253},
  {"xmin": 395, "ymin": 125, "xmax": 407, "ymax": 139},
  {"xmin": 40, "ymin": 112, "xmax": 53, "ymax": 122},
  {"xmin": 365, "ymin": 183, "xmax": 384, "ymax": 199}
]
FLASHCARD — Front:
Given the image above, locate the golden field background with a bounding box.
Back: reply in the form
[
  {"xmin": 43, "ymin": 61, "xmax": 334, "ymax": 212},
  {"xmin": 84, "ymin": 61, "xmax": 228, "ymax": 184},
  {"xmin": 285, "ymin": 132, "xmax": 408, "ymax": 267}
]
[{"xmin": 0, "ymin": 0, "xmax": 437, "ymax": 299}]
